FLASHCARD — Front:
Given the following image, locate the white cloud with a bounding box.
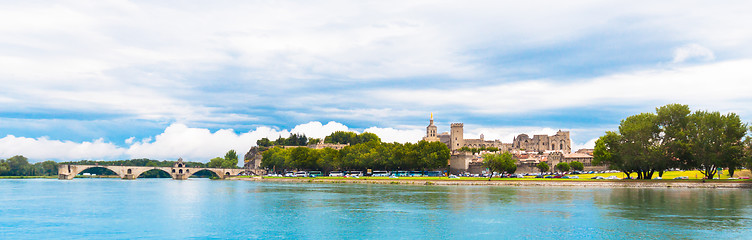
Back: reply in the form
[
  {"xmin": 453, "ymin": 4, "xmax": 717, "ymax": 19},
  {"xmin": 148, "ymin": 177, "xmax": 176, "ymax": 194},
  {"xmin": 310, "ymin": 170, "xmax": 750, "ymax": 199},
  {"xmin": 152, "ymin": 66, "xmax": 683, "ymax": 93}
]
[
  {"xmin": 289, "ymin": 121, "xmax": 350, "ymax": 139},
  {"xmin": 3, "ymin": 0, "xmax": 752, "ymax": 126},
  {"xmin": 368, "ymin": 59, "xmax": 752, "ymax": 117},
  {"xmin": 1, "ymin": 120, "xmax": 613, "ymax": 162},
  {"xmin": 364, "ymin": 127, "xmax": 425, "ymax": 143},
  {"xmin": 572, "ymin": 138, "xmax": 598, "ymax": 151},
  {"xmin": 0, "ymin": 135, "xmax": 125, "ymax": 161},
  {"xmin": 673, "ymin": 44, "xmax": 715, "ymax": 63},
  {"xmin": 0, "ymin": 121, "xmax": 371, "ymax": 162}
]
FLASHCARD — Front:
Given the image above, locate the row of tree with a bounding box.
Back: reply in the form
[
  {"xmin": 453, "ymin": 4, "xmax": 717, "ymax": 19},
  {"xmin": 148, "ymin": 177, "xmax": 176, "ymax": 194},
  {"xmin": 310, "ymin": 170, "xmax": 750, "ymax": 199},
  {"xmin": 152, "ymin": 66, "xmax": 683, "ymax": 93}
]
[
  {"xmin": 459, "ymin": 146, "xmax": 500, "ymax": 154},
  {"xmin": 261, "ymin": 139, "xmax": 450, "ymax": 172},
  {"xmin": 323, "ymin": 131, "xmax": 381, "ymax": 145},
  {"xmin": 0, "ymin": 156, "xmax": 59, "ymax": 176},
  {"xmin": 256, "ymin": 133, "xmax": 312, "ymax": 148},
  {"xmin": 594, "ymin": 104, "xmax": 750, "ymax": 179},
  {"xmin": 207, "ymin": 150, "xmax": 241, "ymax": 169}
]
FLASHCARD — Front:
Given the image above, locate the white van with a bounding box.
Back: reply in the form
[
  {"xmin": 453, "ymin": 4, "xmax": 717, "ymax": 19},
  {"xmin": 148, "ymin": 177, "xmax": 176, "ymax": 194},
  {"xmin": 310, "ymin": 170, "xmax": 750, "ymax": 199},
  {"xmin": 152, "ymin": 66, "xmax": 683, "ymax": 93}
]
[{"xmin": 329, "ymin": 171, "xmax": 344, "ymax": 177}]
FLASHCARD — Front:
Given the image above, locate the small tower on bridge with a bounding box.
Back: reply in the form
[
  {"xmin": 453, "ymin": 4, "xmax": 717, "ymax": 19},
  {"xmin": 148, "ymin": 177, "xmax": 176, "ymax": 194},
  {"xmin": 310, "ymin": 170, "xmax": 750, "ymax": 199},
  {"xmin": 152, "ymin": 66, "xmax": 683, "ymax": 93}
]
[
  {"xmin": 172, "ymin": 157, "xmax": 190, "ymax": 180},
  {"xmin": 174, "ymin": 157, "xmax": 185, "ymax": 168}
]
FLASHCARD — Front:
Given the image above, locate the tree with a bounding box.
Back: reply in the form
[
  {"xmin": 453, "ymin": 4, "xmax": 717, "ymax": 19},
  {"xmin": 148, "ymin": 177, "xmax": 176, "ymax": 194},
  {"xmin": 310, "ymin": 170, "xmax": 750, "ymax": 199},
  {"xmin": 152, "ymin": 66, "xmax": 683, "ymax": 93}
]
[
  {"xmin": 222, "ymin": 150, "xmax": 239, "ymax": 168},
  {"xmin": 555, "ymin": 162, "xmax": 570, "ymax": 172},
  {"xmin": 655, "ymin": 104, "xmax": 691, "ymax": 177},
  {"xmin": 536, "ymin": 162, "xmax": 549, "ymax": 174},
  {"xmin": 483, "ymin": 152, "xmax": 516, "ymax": 180},
  {"xmin": 308, "ymin": 138, "xmax": 321, "ymax": 145},
  {"xmin": 5, "ymin": 155, "xmax": 31, "ymax": 176},
  {"xmin": 684, "ymin": 111, "xmax": 747, "ymax": 179},
  {"xmin": 36, "ymin": 160, "xmax": 59, "ymax": 176},
  {"xmin": 257, "ymin": 138, "xmax": 272, "ymax": 147},
  {"xmin": 208, "ymin": 157, "xmax": 224, "ymax": 168},
  {"xmin": 593, "ymin": 113, "xmax": 661, "ymax": 179},
  {"xmin": 570, "ymin": 161, "xmax": 584, "ymax": 171}
]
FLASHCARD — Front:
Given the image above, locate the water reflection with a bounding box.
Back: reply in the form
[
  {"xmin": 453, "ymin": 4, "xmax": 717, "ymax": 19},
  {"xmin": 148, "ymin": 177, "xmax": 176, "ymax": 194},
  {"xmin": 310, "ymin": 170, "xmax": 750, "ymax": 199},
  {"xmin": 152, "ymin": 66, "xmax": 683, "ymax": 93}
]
[
  {"xmin": 3, "ymin": 179, "xmax": 752, "ymax": 239},
  {"xmin": 595, "ymin": 188, "xmax": 752, "ymax": 231}
]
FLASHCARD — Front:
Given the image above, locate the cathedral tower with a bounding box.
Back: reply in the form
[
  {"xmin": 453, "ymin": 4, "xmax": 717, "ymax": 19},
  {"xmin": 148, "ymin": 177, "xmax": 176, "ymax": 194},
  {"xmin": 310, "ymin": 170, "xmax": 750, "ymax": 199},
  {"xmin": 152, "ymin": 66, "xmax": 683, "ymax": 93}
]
[{"xmin": 423, "ymin": 113, "xmax": 440, "ymax": 142}]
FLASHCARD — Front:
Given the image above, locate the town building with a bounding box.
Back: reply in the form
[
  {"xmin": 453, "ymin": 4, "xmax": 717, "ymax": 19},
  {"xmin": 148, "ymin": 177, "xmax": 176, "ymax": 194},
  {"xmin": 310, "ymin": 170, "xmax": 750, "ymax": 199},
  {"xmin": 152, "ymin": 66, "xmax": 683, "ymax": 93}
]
[
  {"xmin": 423, "ymin": 114, "xmax": 577, "ymax": 174},
  {"xmin": 512, "ymin": 131, "xmax": 572, "ymax": 154}
]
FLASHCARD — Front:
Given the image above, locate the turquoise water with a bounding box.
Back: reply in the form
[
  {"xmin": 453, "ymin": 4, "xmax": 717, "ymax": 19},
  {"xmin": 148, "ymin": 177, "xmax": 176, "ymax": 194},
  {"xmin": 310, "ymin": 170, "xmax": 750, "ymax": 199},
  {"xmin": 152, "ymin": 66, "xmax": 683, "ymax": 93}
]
[{"xmin": 1, "ymin": 179, "xmax": 752, "ymax": 239}]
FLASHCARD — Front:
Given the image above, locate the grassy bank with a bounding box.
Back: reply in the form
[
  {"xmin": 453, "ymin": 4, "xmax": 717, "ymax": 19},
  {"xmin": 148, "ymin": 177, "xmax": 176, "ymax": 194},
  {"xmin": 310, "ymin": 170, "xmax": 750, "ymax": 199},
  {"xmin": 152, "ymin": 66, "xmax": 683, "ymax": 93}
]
[
  {"xmin": 0, "ymin": 176, "xmax": 58, "ymax": 179},
  {"xmin": 235, "ymin": 170, "xmax": 752, "ymax": 182}
]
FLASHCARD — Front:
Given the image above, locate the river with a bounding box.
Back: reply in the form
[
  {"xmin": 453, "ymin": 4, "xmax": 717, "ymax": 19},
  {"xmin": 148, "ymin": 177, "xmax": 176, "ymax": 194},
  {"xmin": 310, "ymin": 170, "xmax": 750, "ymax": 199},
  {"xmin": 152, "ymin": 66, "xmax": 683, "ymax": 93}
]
[{"xmin": 1, "ymin": 178, "xmax": 751, "ymax": 239}]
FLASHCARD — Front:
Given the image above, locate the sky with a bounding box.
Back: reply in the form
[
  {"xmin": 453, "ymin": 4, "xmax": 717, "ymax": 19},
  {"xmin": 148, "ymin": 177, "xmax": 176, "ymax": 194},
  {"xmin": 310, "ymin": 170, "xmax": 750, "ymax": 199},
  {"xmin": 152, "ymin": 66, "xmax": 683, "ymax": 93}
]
[{"xmin": 2, "ymin": 0, "xmax": 752, "ymax": 163}]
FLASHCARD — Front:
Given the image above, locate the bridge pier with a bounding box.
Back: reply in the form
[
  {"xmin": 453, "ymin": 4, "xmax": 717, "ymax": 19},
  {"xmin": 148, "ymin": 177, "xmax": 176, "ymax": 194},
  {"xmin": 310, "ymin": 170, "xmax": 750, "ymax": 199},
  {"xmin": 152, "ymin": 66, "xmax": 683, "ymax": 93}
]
[
  {"xmin": 173, "ymin": 174, "xmax": 189, "ymax": 180},
  {"xmin": 123, "ymin": 174, "xmax": 137, "ymax": 180},
  {"xmin": 58, "ymin": 174, "xmax": 74, "ymax": 180}
]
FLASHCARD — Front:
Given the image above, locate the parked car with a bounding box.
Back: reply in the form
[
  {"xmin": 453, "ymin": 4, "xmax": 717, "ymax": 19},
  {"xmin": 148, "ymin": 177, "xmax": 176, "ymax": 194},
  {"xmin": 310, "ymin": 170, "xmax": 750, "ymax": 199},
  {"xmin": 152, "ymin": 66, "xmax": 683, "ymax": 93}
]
[
  {"xmin": 294, "ymin": 171, "xmax": 308, "ymax": 177},
  {"xmin": 544, "ymin": 175, "xmax": 553, "ymax": 178},
  {"xmin": 284, "ymin": 171, "xmax": 295, "ymax": 177},
  {"xmin": 448, "ymin": 175, "xmax": 460, "ymax": 179},
  {"xmin": 309, "ymin": 171, "xmax": 323, "ymax": 177},
  {"xmin": 346, "ymin": 171, "xmax": 364, "ymax": 177},
  {"xmin": 535, "ymin": 175, "xmax": 544, "ymax": 178},
  {"xmin": 568, "ymin": 175, "xmax": 579, "ymax": 179},
  {"xmin": 329, "ymin": 171, "xmax": 344, "ymax": 177},
  {"xmin": 606, "ymin": 176, "xmax": 619, "ymax": 180},
  {"xmin": 652, "ymin": 176, "xmax": 662, "ymax": 180},
  {"xmin": 591, "ymin": 176, "xmax": 605, "ymax": 179},
  {"xmin": 674, "ymin": 176, "xmax": 689, "ymax": 179}
]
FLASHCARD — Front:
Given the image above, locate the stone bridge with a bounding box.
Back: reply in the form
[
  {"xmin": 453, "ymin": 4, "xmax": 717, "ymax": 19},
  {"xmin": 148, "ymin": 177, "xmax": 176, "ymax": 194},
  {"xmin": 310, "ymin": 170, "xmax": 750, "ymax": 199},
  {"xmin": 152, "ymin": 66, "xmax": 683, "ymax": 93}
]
[{"xmin": 58, "ymin": 164, "xmax": 246, "ymax": 180}]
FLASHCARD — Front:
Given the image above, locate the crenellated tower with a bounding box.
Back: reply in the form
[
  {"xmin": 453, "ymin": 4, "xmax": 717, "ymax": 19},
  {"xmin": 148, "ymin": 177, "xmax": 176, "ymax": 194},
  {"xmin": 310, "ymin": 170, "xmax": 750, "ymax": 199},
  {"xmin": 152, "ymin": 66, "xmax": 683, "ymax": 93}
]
[{"xmin": 450, "ymin": 123, "xmax": 464, "ymax": 151}]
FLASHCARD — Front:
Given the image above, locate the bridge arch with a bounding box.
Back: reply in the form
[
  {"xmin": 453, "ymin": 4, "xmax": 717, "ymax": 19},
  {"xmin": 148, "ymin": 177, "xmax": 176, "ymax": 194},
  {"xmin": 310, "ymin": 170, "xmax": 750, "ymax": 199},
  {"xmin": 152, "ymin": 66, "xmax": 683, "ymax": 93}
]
[
  {"xmin": 188, "ymin": 169, "xmax": 220, "ymax": 178},
  {"xmin": 135, "ymin": 168, "xmax": 175, "ymax": 179},
  {"xmin": 72, "ymin": 166, "xmax": 124, "ymax": 178}
]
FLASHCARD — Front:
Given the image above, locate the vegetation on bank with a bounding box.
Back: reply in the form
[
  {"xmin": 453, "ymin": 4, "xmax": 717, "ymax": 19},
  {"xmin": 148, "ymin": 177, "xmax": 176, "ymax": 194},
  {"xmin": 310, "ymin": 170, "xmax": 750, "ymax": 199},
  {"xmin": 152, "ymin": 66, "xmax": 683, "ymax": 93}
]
[
  {"xmin": 261, "ymin": 132, "xmax": 450, "ymax": 173},
  {"xmin": 594, "ymin": 104, "xmax": 752, "ymax": 180},
  {"xmin": 0, "ymin": 156, "xmax": 58, "ymax": 176},
  {"xmin": 239, "ymin": 170, "xmax": 751, "ymax": 182},
  {"xmin": 483, "ymin": 152, "xmax": 517, "ymax": 179},
  {"xmin": 207, "ymin": 150, "xmax": 240, "ymax": 169},
  {"xmin": 460, "ymin": 146, "xmax": 500, "ymax": 154},
  {"xmin": 1, "ymin": 150, "xmax": 240, "ymax": 178}
]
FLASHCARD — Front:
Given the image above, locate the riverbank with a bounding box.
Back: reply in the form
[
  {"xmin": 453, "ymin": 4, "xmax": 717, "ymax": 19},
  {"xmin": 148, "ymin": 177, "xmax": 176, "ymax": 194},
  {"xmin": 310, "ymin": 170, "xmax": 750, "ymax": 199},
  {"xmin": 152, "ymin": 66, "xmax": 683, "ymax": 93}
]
[
  {"xmin": 0, "ymin": 176, "xmax": 58, "ymax": 179},
  {"xmin": 232, "ymin": 176, "xmax": 752, "ymax": 188}
]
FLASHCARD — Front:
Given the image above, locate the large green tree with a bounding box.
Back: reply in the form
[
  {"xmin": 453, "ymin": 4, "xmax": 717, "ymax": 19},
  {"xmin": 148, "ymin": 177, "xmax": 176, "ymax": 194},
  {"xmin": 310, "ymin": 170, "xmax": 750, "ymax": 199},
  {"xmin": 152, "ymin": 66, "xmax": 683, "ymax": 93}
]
[
  {"xmin": 569, "ymin": 161, "xmax": 584, "ymax": 171},
  {"xmin": 684, "ymin": 111, "xmax": 747, "ymax": 179},
  {"xmin": 222, "ymin": 150, "xmax": 239, "ymax": 168},
  {"xmin": 208, "ymin": 157, "xmax": 225, "ymax": 168},
  {"xmin": 536, "ymin": 162, "xmax": 549, "ymax": 175},
  {"xmin": 654, "ymin": 104, "xmax": 691, "ymax": 177},
  {"xmin": 555, "ymin": 162, "xmax": 570, "ymax": 172},
  {"xmin": 482, "ymin": 152, "xmax": 516, "ymax": 180},
  {"xmin": 594, "ymin": 113, "xmax": 662, "ymax": 179}
]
